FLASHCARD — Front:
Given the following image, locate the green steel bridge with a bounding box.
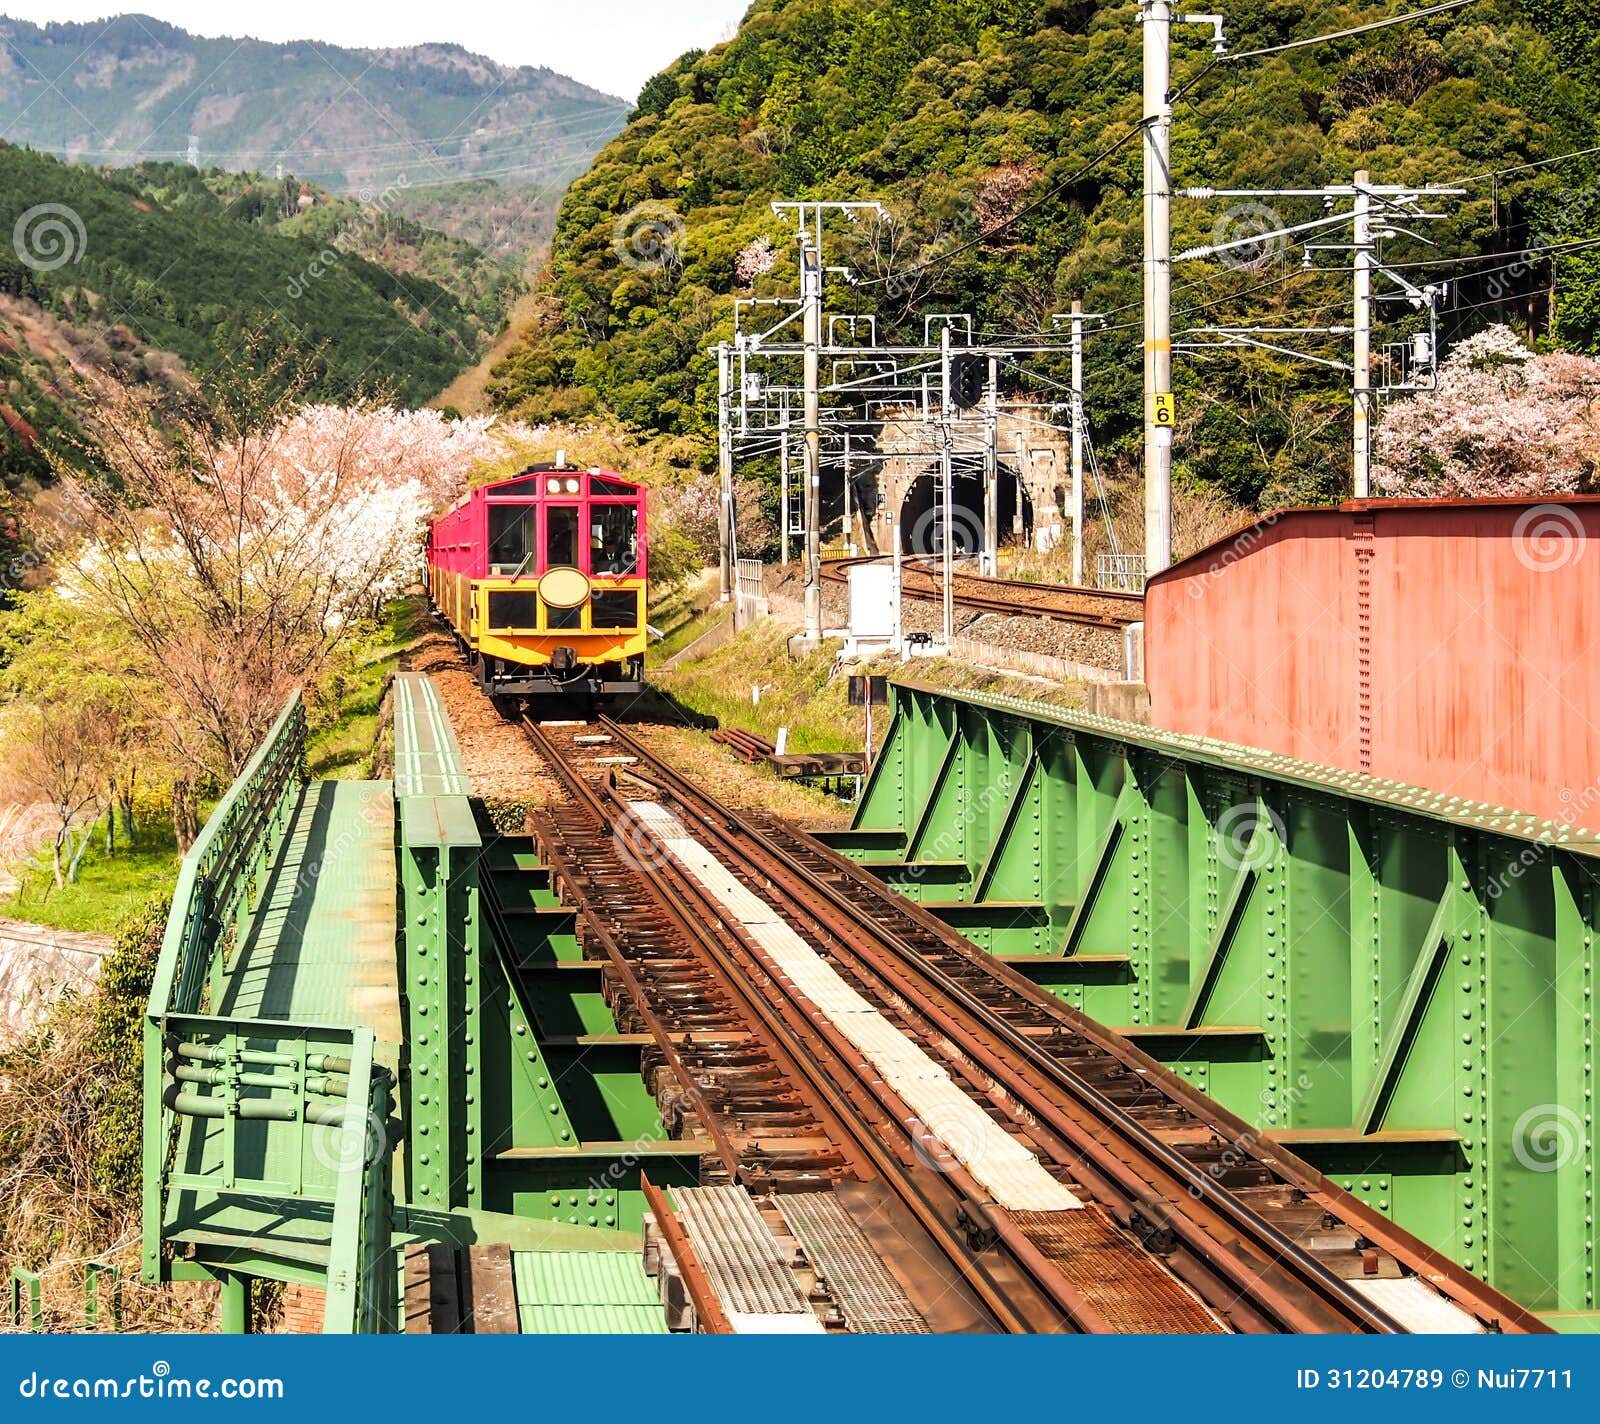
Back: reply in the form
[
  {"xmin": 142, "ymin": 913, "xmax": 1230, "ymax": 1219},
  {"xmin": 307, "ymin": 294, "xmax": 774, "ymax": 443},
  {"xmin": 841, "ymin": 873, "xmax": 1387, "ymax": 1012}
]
[
  {"xmin": 142, "ymin": 675, "xmax": 692, "ymax": 1333},
  {"xmin": 137, "ymin": 673, "xmax": 1600, "ymax": 1330}
]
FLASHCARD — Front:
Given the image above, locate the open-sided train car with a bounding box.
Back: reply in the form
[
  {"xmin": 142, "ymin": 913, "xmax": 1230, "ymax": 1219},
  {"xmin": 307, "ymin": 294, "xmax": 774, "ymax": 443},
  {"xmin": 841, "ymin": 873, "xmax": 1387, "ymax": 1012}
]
[{"xmin": 427, "ymin": 464, "xmax": 647, "ymax": 698}]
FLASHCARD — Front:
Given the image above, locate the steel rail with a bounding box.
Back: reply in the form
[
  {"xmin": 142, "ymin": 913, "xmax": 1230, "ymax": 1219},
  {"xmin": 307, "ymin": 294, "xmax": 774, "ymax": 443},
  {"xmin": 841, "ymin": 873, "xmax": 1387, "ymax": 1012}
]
[
  {"xmin": 640, "ymin": 1174, "xmax": 734, "ymax": 1333},
  {"xmin": 522, "ymin": 742, "xmax": 868, "ymax": 1186},
  {"xmin": 598, "ymin": 718, "xmax": 1422, "ymax": 1335},
  {"xmin": 519, "ymin": 717, "xmax": 1090, "ymax": 1333},
  {"xmin": 624, "ymin": 831, "xmax": 1118, "ymax": 1333},
  {"xmin": 779, "ymin": 823, "xmax": 1550, "ymax": 1336},
  {"xmin": 821, "ymin": 555, "xmax": 1143, "ymax": 630},
  {"xmin": 510, "ymin": 826, "xmax": 749, "ymax": 1181}
]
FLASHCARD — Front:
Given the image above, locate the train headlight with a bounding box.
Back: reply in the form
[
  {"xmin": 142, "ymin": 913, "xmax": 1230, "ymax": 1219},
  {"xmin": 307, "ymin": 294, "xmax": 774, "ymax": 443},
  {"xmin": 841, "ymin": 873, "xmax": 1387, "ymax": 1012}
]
[
  {"xmin": 546, "ymin": 477, "xmax": 561, "ymax": 494},
  {"xmin": 564, "ymin": 477, "xmax": 580, "ymax": 494}
]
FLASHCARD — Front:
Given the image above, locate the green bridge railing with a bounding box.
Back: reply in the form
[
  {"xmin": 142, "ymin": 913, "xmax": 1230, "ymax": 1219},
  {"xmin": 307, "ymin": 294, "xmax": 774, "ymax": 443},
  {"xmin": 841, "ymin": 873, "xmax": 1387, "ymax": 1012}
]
[
  {"xmin": 835, "ymin": 679, "xmax": 1600, "ymax": 1328},
  {"xmin": 142, "ymin": 693, "xmax": 396, "ymax": 1333}
]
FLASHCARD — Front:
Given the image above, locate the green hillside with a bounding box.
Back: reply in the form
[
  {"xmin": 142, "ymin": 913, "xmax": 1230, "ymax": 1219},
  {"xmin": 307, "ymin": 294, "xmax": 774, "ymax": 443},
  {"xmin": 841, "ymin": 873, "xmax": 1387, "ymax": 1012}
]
[
  {"xmin": 125, "ymin": 162, "xmax": 526, "ymax": 344},
  {"xmin": 0, "ymin": 142, "xmax": 491, "ymax": 408},
  {"xmin": 488, "ymin": 0, "xmax": 1600, "ymax": 508}
]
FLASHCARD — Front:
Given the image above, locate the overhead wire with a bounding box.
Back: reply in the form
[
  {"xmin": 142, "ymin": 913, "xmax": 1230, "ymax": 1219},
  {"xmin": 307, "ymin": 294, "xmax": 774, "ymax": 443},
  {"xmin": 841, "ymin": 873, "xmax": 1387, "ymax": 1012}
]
[{"xmin": 1222, "ymin": 0, "xmax": 1480, "ymax": 63}]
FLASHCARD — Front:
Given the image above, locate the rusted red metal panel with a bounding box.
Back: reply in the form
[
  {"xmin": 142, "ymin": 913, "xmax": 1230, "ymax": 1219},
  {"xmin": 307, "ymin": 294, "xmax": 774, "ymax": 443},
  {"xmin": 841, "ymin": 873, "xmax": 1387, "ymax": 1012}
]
[{"xmin": 1145, "ymin": 497, "xmax": 1600, "ymax": 828}]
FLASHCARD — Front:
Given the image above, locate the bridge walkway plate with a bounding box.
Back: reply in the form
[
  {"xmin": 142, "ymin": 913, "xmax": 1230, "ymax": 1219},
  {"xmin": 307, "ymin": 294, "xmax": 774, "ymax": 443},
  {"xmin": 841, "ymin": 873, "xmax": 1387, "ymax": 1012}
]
[
  {"xmin": 165, "ymin": 778, "xmax": 399, "ymax": 1255},
  {"xmin": 216, "ymin": 779, "xmax": 400, "ymax": 1064}
]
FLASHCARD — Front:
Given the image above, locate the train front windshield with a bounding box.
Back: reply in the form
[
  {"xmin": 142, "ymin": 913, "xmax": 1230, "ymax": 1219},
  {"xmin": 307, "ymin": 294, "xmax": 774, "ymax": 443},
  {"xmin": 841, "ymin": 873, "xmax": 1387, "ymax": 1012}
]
[
  {"xmin": 488, "ymin": 505, "xmax": 532, "ymax": 573},
  {"xmin": 484, "ymin": 491, "xmax": 641, "ymax": 578},
  {"xmin": 546, "ymin": 505, "xmax": 580, "ymax": 568},
  {"xmin": 591, "ymin": 504, "xmax": 639, "ymax": 576}
]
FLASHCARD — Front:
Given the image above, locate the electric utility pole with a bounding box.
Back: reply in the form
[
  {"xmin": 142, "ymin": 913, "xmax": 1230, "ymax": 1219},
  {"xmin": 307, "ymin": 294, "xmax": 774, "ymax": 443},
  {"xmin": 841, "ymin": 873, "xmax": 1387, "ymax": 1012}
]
[
  {"xmin": 1141, "ymin": 0, "xmax": 1173, "ymax": 579},
  {"xmin": 1141, "ymin": 7, "xmax": 1227, "ymax": 579},
  {"xmin": 779, "ymin": 405, "xmax": 792, "ymax": 565},
  {"xmin": 770, "ymin": 199, "xmax": 886, "ymax": 647},
  {"xmin": 1174, "ymin": 175, "xmax": 1461, "ymax": 501},
  {"xmin": 1070, "ymin": 299, "xmax": 1087, "ymax": 587},
  {"xmin": 940, "ymin": 323, "xmax": 955, "ymax": 647},
  {"xmin": 1352, "ymin": 170, "xmax": 1373, "ymax": 498},
  {"xmin": 717, "ymin": 341, "xmax": 733, "ymax": 602},
  {"xmin": 801, "ymin": 238, "xmax": 822, "ymax": 642},
  {"xmin": 983, "ymin": 352, "xmax": 999, "ymax": 576}
]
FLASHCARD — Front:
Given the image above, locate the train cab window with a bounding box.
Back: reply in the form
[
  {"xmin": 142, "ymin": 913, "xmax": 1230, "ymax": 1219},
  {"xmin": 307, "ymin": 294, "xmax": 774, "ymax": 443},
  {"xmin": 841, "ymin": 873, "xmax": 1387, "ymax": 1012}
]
[
  {"xmin": 488, "ymin": 505, "xmax": 532, "ymax": 573},
  {"xmin": 590, "ymin": 504, "xmax": 639, "ymax": 576},
  {"xmin": 545, "ymin": 505, "xmax": 580, "ymax": 568}
]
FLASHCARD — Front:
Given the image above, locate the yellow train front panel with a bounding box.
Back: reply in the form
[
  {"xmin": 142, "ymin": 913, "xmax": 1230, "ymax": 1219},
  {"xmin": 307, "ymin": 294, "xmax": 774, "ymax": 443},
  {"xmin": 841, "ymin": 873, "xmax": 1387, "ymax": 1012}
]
[{"xmin": 469, "ymin": 577, "xmax": 647, "ymax": 668}]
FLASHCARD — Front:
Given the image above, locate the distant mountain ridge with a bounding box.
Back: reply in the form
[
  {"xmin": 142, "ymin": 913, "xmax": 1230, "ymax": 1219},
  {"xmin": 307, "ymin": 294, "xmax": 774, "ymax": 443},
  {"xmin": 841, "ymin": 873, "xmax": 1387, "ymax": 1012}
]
[{"xmin": 0, "ymin": 14, "xmax": 629, "ymax": 253}]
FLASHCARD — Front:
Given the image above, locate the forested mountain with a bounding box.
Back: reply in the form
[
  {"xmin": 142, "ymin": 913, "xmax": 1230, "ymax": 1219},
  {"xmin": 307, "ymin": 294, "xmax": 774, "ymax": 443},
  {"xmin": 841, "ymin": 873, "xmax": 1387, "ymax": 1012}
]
[
  {"xmin": 0, "ymin": 14, "xmax": 627, "ymax": 257},
  {"xmin": 126, "ymin": 162, "xmax": 525, "ymax": 342},
  {"xmin": 488, "ymin": 0, "xmax": 1600, "ymax": 509},
  {"xmin": 0, "ymin": 142, "xmax": 510, "ymax": 491}
]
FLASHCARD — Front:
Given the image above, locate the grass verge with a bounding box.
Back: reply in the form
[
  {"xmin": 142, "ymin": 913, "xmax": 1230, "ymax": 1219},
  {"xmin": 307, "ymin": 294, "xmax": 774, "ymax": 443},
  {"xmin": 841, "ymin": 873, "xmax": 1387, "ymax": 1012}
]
[
  {"xmin": 646, "ymin": 572, "xmax": 722, "ymax": 665},
  {"xmin": 307, "ymin": 596, "xmax": 432, "ymax": 779},
  {"xmin": 650, "ymin": 621, "xmax": 883, "ymax": 755},
  {"xmin": 1, "ymin": 821, "xmax": 183, "ymax": 935}
]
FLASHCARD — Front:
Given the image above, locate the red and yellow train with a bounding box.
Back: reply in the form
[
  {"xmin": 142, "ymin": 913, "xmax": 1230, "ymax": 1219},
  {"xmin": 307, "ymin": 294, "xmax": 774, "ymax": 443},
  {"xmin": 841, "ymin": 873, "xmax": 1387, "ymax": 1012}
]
[{"xmin": 426, "ymin": 464, "xmax": 647, "ymax": 698}]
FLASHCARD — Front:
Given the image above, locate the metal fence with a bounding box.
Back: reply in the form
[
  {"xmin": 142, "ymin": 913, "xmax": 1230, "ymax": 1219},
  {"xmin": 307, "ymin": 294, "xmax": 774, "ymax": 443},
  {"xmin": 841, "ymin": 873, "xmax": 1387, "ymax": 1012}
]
[
  {"xmin": 736, "ymin": 558, "xmax": 768, "ymax": 625},
  {"xmin": 142, "ymin": 693, "xmax": 397, "ymax": 1333},
  {"xmin": 1097, "ymin": 553, "xmax": 1146, "ymax": 592}
]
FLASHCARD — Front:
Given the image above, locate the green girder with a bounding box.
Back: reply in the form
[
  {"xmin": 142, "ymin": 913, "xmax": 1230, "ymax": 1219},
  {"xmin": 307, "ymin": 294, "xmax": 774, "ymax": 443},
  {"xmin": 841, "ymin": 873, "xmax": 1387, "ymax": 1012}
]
[
  {"xmin": 833, "ymin": 679, "xmax": 1600, "ymax": 1326},
  {"xmin": 144, "ymin": 693, "xmax": 397, "ymax": 1334}
]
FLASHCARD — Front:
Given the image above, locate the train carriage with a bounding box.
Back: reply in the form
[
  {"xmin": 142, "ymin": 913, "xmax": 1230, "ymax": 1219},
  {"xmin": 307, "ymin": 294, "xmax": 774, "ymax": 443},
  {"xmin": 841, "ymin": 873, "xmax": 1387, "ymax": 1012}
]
[{"xmin": 426, "ymin": 463, "xmax": 647, "ymax": 698}]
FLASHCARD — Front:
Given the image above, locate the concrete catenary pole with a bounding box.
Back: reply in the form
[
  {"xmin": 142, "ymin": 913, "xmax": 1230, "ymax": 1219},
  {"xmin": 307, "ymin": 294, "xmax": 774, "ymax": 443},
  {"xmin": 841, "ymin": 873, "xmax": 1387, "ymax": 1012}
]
[
  {"xmin": 1352, "ymin": 169, "xmax": 1373, "ymax": 499},
  {"xmin": 940, "ymin": 324, "xmax": 955, "ymax": 648},
  {"xmin": 843, "ymin": 431, "xmax": 854, "ymax": 556},
  {"xmin": 801, "ymin": 240, "xmax": 823, "ymax": 643},
  {"xmin": 891, "ymin": 508, "xmax": 903, "ymax": 654},
  {"xmin": 1070, "ymin": 298, "xmax": 1086, "ymax": 588},
  {"xmin": 779, "ymin": 406, "xmax": 792, "ymax": 566},
  {"xmin": 717, "ymin": 342, "xmax": 733, "ymax": 602},
  {"xmin": 1141, "ymin": 0, "xmax": 1173, "ymax": 578},
  {"xmin": 1012, "ymin": 433, "xmax": 1025, "ymax": 542},
  {"xmin": 983, "ymin": 353, "xmax": 999, "ymax": 576}
]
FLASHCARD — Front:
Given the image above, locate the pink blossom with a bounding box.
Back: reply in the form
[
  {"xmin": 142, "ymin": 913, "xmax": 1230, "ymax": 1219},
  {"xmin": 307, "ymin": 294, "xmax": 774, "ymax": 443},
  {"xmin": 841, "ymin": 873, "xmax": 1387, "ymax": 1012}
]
[{"xmin": 1374, "ymin": 325, "xmax": 1600, "ymax": 497}]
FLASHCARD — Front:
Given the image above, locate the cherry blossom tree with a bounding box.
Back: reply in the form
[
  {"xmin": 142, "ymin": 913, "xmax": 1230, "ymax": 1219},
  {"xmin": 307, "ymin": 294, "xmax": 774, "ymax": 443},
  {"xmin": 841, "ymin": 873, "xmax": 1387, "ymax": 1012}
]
[
  {"xmin": 46, "ymin": 368, "xmax": 506, "ymax": 843},
  {"xmin": 268, "ymin": 404, "xmax": 501, "ymax": 506},
  {"xmin": 4, "ymin": 699, "xmax": 109, "ymax": 887},
  {"xmin": 1374, "ymin": 326, "xmax": 1600, "ymax": 497}
]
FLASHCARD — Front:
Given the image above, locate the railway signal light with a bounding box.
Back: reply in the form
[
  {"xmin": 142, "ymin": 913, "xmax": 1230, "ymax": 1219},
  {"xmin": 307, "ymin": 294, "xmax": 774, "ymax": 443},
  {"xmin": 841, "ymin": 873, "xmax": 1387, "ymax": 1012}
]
[{"xmin": 950, "ymin": 353, "xmax": 986, "ymax": 409}]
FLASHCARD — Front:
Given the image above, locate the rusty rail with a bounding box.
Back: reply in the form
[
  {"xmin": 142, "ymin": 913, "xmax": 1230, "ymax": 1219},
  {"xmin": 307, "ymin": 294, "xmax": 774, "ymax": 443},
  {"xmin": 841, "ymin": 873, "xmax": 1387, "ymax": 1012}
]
[
  {"xmin": 641, "ymin": 1175, "xmax": 733, "ymax": 1334},
  {"xmin": 822, "ymin": 555, "xmax": 1143, "ymax": 631},
  {"xmin": 592, "ymin": 715, "xmax": 1546, "ymax": 1336}
]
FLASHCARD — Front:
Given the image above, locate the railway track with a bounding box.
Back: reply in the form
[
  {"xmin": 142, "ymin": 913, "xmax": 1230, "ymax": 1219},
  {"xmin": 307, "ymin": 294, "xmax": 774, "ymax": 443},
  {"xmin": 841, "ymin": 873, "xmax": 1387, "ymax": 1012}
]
[
  {"xmin": 508, "ymin": 711, "xmax": 1544, "ymax": 1336},
  {"xmin": 822, "ymin": 555, "xmax": 1144, "ymax": 631}
]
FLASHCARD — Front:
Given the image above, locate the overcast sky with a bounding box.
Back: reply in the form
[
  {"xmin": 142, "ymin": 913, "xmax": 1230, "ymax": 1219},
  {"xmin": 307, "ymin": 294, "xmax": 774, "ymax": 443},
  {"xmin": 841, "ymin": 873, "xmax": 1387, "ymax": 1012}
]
[{"xmin": 0, "ymin": 2, "xmax": 751, "ymax": 99}]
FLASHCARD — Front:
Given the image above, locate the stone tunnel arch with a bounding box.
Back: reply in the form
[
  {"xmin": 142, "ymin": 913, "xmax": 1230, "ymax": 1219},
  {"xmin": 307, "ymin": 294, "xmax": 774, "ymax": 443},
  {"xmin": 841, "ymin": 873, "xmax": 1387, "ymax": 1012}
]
[{"xmin": 897, "ymin": 470, "xmax": 1033, "ymax": 556}]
